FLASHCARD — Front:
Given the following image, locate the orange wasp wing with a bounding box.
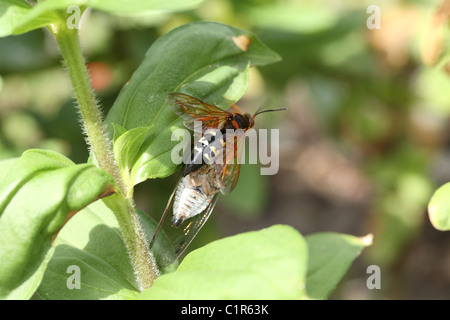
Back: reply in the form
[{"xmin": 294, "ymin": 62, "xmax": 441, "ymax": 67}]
[
  {"xmin": 214, "ymin": 126, "xmax": 247, "ymax": 195},
  {"xmin": 167, "ymin": 93, "xmax": 232, "ymax": 131}
]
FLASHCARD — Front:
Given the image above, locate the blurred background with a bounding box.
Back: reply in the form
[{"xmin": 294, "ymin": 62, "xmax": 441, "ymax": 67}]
[{"xmin": 1, "ymin": 0, "xmax": 450, "ymax": 299}]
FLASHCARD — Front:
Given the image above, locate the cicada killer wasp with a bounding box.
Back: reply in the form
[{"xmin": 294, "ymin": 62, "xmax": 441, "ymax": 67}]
[{"xmin": 150, "ymin": 93, "xmax": 286, "ymax": 269}]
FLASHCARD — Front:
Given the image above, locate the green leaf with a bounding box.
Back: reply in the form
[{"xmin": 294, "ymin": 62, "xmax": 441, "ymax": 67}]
[
  {"xmin": 428, "ymin": 182, "xmax": 450, "ymax": 231},
  {"xmin": 37, "ymin": 201, "xmax": 174, "ymax": 299},
  {"xmin": 0, "ymin": 149, "xmax": 115, "ymax": 299},
  {"xmin": 137, "ymin": 225, "xmax": 308, "ymax": 299},
  {"xmin": 105, "ymin": 21, "xmax": 281, "ymax": 184},
  {"xmin": 305, "ymin": 232, "xmax": 372, "ymax": 300},
  {"xmin": 112, "ymin": 126, "xmax": 151, "ymax": 184}
]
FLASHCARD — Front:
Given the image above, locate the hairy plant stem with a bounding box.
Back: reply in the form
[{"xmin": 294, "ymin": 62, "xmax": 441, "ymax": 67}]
[
  {"xmin": 52, "ymin": 27, "xmax": 124, "ymax": 193},
  {"xmin": 51, "ymin": 25, "xmax": 158, "ymax": 289},
  {"xmin": 103, "ymin": 195, "xmax": 159, "ymax": 290}
]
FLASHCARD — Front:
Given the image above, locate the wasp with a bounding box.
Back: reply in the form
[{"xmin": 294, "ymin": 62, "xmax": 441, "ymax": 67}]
[{"xmin": 150, "ymin": 93, "xmax": 286, "ymax": 269}]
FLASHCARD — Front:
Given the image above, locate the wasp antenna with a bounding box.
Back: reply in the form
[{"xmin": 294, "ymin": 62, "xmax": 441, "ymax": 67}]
[{"xmin": 253, "ymin": 107, "xmax": 287, "ymax": 117}]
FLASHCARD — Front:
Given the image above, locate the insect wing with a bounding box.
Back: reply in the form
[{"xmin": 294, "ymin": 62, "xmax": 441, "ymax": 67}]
[
  {"xmin": 216, "ymin": 128, "xmax": 247, "ymax": 195},
  {"xmin": 150, "ymin": 177, "xmax": 220, "ymax": 269},
  {"xmin": 226, "ymin": 103, "xmax": 243, "ymax": 114},
  {"xmin": 171, "ymin": 193, "xmax": 219, "ymax": 262},
  {"xmin": 149, "ymin": 170, "xmax": 183, "ymax": 269},
  {"xmin": 167, "ymin": 93, "xmax": 232, "ymax": 131}
]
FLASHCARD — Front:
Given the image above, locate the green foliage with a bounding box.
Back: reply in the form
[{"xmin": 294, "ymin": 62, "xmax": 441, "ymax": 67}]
[
  {"xmin": 139, "ymin": 225, "xmax": 308, "ymax": 299},
  {"xmin": 0, "ymin": 149, "xmax": 114, "ymax": 299},
  {"xmin": 106, "ymin": 21, "xmax": 281, "ymax": 184},
  {"xmin": 38, "ymin": 212, "xmax": 369, "ymax": 300},
  {"xmin": 112, "ymin": 125, "xmax": 151, "ymax": 187},
  {"xmin": 0, "ymin": 0, "xmax": 372, "ymax": 300},
  {"xmin": 140, "ymin": 227, "xmax": 371, "ymax": 300},
  {"xmin": 37, "ymin": 200, "xmax": 151, "ymax": 299},
  {"xmin": 305, "ymin": 233, "xmax": 372, "ymax": 299}
]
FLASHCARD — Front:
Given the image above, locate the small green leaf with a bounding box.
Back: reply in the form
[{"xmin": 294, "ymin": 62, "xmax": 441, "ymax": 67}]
[
  {"xmin": 112, "ymin": 123, "xmax": 127, "ymax": 142},
  {"xmin": 0, "ymin": 149, "xmax": 115, "ymax": 299},
  {"xmin": 105, "ymin": 21, "xmax": 281, "ymax": 184},
  {"xmin": 137, "ymin": 225, "xmax": 308, "ymax": 299},
  {"xmin": 428, "ymin": 182, "xmax": 450, "ymax": 231},
  {"xmin": 112, "ymin": 126, "xmax": 151, "ymax": 185},
  {"xmin": 305, "ymin": 232, "xmax": 372, "ymax": 300}
]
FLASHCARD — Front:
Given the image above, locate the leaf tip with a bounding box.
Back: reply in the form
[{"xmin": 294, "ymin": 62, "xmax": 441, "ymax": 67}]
[
  {"xmin": 358, "ymin": 233, "xmax": 373, "ymax": 247},
  {"xmin": 428, "ymin": 201, "xmax": 436, "ymax": 219},
  {"xmin": 428, "ymin": 203, "xmax": 447, "ymax": 231}
]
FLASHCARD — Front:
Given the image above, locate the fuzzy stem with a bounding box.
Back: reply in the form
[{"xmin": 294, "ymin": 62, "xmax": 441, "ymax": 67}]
[
  {"xmin": 52, "ymin": 26, "xmax": 126, "ymax": 195},
  {"xmin": 103, "ymin": 195, "xmax": 159, "ymax": 289},
  {"xmin": 51, "ymin": 25, "xmax": 159, "ymax": 289}
]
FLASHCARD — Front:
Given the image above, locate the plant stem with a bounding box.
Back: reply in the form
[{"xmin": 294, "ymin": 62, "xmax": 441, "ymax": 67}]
[
  {"xmin": 51, "ymin": 25, "xmax": 159, "ymax": 289},
  {"xmin": 52, "ymin": 27, "xmax": 126, "ymax": 195},
  {"xmin": 103, "ymin": 195, "xmax": 159, "ymax": 290}
]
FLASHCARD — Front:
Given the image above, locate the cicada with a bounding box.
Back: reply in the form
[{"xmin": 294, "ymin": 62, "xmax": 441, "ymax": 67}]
[{"xmin": 150, "ymin": 93, "xmax": 285, "ymax": 269}]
